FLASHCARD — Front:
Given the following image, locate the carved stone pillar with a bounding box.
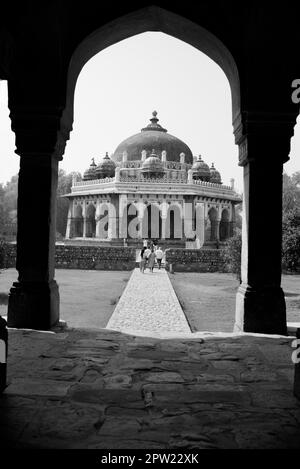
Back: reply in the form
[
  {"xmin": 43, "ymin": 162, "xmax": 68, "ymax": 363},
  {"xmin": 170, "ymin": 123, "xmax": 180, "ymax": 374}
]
[
  {"xmin": 65, "ymin": 200, "xmax": 73, "ymax": 239},
  {"xmin": 195, "ymin": 202, "xmax": 205, "ymax": 247},
  {"xmin": 7, "ymin": 108, "xmax": 69, "ymax": 330},
  {"xmin": 82, "ymin": 203, "xmax": 87, "ymax": 238},
  {"xmin": 234, "ymin": 112, "xmax": 297, "ymax": 335},
  {"xmin": 109, "ymin": 195, "xmax": 119, "ymax": 240},
  {"xmin": 160, "ymin": 202, "xmax": 168, "ymax": 240}
]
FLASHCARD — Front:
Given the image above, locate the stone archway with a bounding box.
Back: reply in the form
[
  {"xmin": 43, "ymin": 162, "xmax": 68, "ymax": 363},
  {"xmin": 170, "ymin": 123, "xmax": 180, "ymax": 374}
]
[
  {"xmin": 62, "ymin": 6, "xmax": 240, "ymax": 137},
  {"xmin": 6, "ymin": 5, "xmax": 298, "ymax": 335},
  {"xmin": 6, "ymin": 7, "xmax": 241, "ymax": 330}
]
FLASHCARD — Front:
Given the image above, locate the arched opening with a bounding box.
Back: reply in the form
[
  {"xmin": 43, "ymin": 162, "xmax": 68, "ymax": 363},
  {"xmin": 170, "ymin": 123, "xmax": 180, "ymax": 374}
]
[
  {"xmin": 127, "ymin": 203, "xmax": 139, "ymax": 240},
  {"xmin": 219, "ymin": 208, "xmax": 230, "ymax": 241},
  {"xmin": 74, "ymin": 204, "xmax": 83, "ymax": 237},
  {"xmin": 62, "ymin": 7, "xmax": 240, "ymax": 135},
  {"xmin": 145, "ymin": 204, "xmax": 161, "ymax": 240},
  {"xmin": 3, "ymin": 7, "xmax": 245, "ymax": 335},
  {"xmin": 97, "ymin": 202, "xmax": 109, "ymax": 239},
  {"xmin": 85, "ymin": 203, "xmax": 96, "ymax": 238},
  {"xmin": 58, "ymin": 9, "xmax": 241, "ymax": 333},
  {"xmin": 165, "ymin": 204, "xmax": 183, "ymax": 240},
  {"xmin": 206, "ymin": 207, "xmax": 218, "ymax": 242}
]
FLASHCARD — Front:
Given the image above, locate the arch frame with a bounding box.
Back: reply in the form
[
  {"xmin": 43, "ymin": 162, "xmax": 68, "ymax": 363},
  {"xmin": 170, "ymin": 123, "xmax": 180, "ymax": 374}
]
[{"xmin": 61, "ymin": 5, "xmax": 240, "ymax": 136}]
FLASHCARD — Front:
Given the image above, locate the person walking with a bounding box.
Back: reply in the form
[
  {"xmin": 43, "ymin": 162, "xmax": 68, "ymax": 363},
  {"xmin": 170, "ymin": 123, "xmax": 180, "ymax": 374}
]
[
  {"xmin": 139, "ymin": 246, "xmax": 147, "ymax": 273},
  {"xmin": 147, "ymin": 248, "xmax": 156, "ymax": 273},
  {"xmin": 155, "ymin": 246, "xmax": 163, "ymax": 270},
  {"xmin": 144, "ymin": 245, "xmax": 151, "ymax": 260},
  {"xmin": 142, "ymin": 245, "xmax": 151, "ymax": 273}
]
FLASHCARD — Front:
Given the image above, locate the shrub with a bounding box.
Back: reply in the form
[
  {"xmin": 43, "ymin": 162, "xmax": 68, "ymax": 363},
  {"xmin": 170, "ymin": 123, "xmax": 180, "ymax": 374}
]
[
  {"xmin": 282, "ymin": 209, "xmax": 300, "ymax": 272},
  {"xmin": 0, "ymin": 239, "xmax": 8, "ymax": 269},
  {"xmin": 222, "ymin": 228, "xmax": 242, "ymax": 282}
]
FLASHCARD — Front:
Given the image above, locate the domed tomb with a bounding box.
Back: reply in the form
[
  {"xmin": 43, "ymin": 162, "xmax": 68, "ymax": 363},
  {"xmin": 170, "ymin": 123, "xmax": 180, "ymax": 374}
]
[
  {"xmin": 112, "ymin": 111, "xmax": 193, "ymax": 164},
  {"xmin": 192, "ymin": 155, "xmax": 211, "ymax": 181}
]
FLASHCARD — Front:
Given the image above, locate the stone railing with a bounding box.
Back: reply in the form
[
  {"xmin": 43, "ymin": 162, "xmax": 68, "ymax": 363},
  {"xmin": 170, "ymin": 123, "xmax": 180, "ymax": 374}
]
[
  {"xmin": 192, "ymin": 180, "xmax": 232, "ymax": 190},
  {"xmin": 119, "ymin": 176, "xmax": 187, "ymax": 184},
  {"xmin": 73, "ymin": 177, "xmax": 115, "ymax": 186},
  {"xmin": 72, "ymin": 175, "xmax": 235, "ymax": 195}
]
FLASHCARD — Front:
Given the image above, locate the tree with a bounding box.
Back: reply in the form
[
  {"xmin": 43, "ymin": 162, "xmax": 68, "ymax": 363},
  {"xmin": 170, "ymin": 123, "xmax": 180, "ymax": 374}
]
[
  {"xmin": 282, "ymin": 208, "xmax": 300, "ymax": 272},
  {"xmin": 281, "ymin": 171, "xmax": 300, "ymax": 272}
]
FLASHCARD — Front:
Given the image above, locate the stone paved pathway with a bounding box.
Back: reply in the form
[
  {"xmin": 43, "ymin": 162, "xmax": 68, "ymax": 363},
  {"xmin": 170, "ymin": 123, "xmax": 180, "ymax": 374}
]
[
  {"xmin": 1, "ymin": 328, "xmax": 300, "ymax": 449},
  {"xmin": 106, "ymin": 268, "xmax": 191, "ymax": 335}
]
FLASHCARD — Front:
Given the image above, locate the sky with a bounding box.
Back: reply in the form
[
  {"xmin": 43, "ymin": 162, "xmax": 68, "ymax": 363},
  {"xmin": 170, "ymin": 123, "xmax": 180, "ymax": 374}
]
[{"xmin": 0, "ymin": 32, "xmax": 299, "ymax": 192}]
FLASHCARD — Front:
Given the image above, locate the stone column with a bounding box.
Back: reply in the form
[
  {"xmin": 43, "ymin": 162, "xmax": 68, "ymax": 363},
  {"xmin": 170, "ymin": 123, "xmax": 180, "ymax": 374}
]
[
  {"xmin": 195, "ymin": 202, "xmax": 205, "ymax": 247},
  {"xmin": 230, "ymin": 203, "xmax": 236, "ymax": 237},
  {"xmin": 81, "ymin": 202, "xmax": 87, "ymax": 238},
  {"xmin": 215, "ymin": 219, "xmax": 221, "ymax": 242},
  {"xmin": 107, "ymin": 198, "xmax": 118, "ymax": 240},
  {"xmin": 7, "ymin": 108, "xmax": 69, "ymax": 329},
  {"xmin": 109, "ymin": 195, "xmax": 119, "ymax": 240},
  {"xmin": 160, "ymin": 201, "xmax": 168, "ymax": 240},
  {"xmin": 95, "ymin": 198, "xmax": 101, "ymax": 238},
  {"xmin": 183, "ymin": 197, "xmax": 194, "ymax": 240},
  {"xmin": 65, "ymin": 199, "xmax": 73, "ymax": 239},
  {"xmin": 234, "ymin": 112, "xmax": 297, "ymax": 335},
  {"xmin": 136, "ymin": 201, "xmax": 146, "ymax": 240}
]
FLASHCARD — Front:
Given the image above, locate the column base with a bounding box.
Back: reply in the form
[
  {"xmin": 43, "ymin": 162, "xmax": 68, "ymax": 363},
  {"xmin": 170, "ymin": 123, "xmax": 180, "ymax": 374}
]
[
  {"xmin": 7, "ymin": 280, "xmax": 59, "ymax": 330},
  {"xmin": 234, "ymin": 283, "xmax": 287, "ymax": 335}
]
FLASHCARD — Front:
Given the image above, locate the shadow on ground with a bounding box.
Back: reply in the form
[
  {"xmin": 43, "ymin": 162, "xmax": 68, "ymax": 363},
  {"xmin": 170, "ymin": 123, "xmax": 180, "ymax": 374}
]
[{"xmin": 1, "ymin": 327, "xmax": 300, "ymax": 449}]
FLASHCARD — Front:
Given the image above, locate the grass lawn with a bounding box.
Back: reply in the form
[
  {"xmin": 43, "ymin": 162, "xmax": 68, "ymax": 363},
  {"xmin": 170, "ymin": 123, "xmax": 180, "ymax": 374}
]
[
  {"xmin": 0, "ymin": 268, "xmax": 299, "ymax": 332},
  {"xmin": 169, "ymin": 272, "xmax": 300, "ymax": 332},
  {"xmin": 0, "ymin": 268, "xmax": 131, "ymax": 328}
]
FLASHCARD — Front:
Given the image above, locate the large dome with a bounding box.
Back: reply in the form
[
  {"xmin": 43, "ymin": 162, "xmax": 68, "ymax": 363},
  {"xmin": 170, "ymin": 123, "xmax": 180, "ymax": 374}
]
[{"xmin": 112, "ymin": 111, "xmax": 193, "ymax": 164}]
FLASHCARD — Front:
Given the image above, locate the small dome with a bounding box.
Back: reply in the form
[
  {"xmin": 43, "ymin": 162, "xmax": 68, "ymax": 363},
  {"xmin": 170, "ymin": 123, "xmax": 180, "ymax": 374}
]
[
  {"xmin": 83, "ymin": 158, "xmax": 98, "ymax": 180},
  {"xmin": 141, "ymin": 149, "xmax": 164, "ymax": 177},
  {"xmin": 96, "ymin": 152, "xmax": 116, "ymax": 178},
  {"xmin": 210, "ymin": 163, "xmax": 222, "ymax": 184},
  {"xmin": 192, "ymin": 155, "xmax": 211, "ymax": 181}
]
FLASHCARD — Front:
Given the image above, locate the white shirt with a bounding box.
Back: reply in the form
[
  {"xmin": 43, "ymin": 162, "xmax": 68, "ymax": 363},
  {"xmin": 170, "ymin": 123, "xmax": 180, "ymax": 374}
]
[
  {"xmin": 155, "ymin": 249, "xmax": 163, "ymax": 259},
  {"xmin": 144, "ymin": 248, "xmax": 151, "ymax": 258}
]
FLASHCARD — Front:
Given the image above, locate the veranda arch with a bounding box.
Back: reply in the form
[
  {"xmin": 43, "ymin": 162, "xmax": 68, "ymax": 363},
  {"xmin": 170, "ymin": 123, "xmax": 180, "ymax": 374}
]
[{"xmin": 61, "ymin": 6, "xmax": 240, "ymax": 135}]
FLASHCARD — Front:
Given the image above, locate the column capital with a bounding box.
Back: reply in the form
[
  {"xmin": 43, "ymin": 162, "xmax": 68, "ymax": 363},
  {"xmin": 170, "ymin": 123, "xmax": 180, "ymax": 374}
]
[
  {"xmin": 234, "ymin": 111, "xmax": 298, "ymax": 166},
  {"xmin": 8, "ymin": 106, "xmax": 71, "ymax": 160}
]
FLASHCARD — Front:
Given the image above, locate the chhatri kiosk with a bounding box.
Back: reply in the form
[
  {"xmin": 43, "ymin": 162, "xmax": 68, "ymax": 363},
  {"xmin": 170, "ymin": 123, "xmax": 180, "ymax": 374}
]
[{"xmin": 64, "ymin": 111, "xmax": 241, "ymax": 248}]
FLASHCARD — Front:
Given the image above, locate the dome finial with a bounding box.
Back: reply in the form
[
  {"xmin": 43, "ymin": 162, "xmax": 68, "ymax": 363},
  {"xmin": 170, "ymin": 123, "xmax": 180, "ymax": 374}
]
[
  {"xmin": 141, "ymin": 110, "xmax": 167, "ymax": 132},
  {"xmin": 150, "ymin": 110, "xmax": 159, "ymax": 125}
]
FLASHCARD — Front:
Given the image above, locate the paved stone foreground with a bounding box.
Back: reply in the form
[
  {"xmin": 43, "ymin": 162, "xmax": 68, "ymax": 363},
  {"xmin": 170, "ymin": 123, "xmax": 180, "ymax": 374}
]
[
  {"xmin": 106, "ymin": 268, "xmax": 191, "ymax": 335},
  {"xmin": 1, "ymin": 327, "xmax": 300, "ymax": 449}
]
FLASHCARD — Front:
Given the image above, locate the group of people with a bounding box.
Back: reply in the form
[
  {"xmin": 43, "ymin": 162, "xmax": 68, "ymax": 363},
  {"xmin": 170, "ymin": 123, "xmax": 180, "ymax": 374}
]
[{"xmin": 139, "ymin": 240, "xmax": 164, "ymax": 273}]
